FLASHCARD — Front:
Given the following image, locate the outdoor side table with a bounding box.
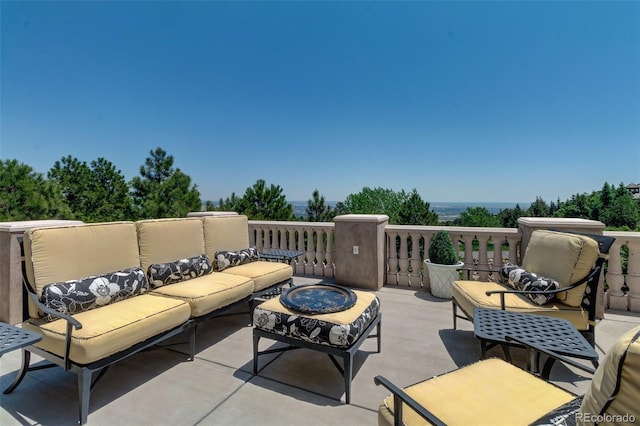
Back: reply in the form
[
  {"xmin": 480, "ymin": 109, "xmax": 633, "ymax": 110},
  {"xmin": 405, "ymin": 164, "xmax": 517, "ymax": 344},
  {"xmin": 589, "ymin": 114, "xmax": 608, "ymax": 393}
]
[
  {"xmin": 473, "ymin": 308, "xmax": 598, "ymax": 378},
  {"xmin": 259, "ymin": 249, "xmax": 304, "ymax": 264},
  {"xmin": 0, "ymin": 322, "xmax": 42, "ymax": 357}
]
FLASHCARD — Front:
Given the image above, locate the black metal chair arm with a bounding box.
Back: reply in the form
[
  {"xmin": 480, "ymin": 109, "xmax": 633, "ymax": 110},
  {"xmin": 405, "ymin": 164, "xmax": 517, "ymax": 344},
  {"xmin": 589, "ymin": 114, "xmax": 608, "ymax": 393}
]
[
  {"xmin": 374, "ymin": 375, "xmax": 446, "ymax": 426},
  {"xmin": 27, "ymin": 292, "xmax": 83, "ymax": 330}
]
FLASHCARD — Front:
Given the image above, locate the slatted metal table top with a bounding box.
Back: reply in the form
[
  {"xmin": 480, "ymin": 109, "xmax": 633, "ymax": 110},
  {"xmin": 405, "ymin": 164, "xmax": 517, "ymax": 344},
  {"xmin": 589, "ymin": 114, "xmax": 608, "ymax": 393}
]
[
  {"xmin": 0, "ymin": 322, "xmax": 42, "ymax": 357},
  {"xmin": 259, "ymin": 249, "xmax": 305, "ymax": 263},
  {"xmin": 473, "ymin": 307, "xmax": 598, "ymax": 361}
]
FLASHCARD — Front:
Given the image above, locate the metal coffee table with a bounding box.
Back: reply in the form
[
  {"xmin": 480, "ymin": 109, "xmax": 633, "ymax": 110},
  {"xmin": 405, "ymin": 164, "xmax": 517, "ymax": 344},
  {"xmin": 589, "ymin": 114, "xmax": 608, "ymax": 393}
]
[
  {"xmin": 473, "ymin": 308, "xmax": 598, "ymax": 378},
  {"xmin": 1, "ymin": 322, "xmax": 41, "ymax": 357}
]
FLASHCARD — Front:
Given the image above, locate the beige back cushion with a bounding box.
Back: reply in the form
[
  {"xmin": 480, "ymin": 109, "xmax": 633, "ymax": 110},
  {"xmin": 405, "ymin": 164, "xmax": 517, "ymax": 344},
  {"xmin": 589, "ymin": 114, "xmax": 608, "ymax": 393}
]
[
  {"xmin": 522, "ymin": 230, "xmax": 600, "ymax": 306},
  {"xmin": 203, "ymin": 215, "xmax": 250, "ymax": 259},
  {"xmin": 580, "ymin": 325, "xmax": 640, "ymax": 422},
  {"xmin": 136, "ymin": 218, "xmax": 205, "ymax": 274},
  {"xmin": 24, "ymin": 222, "xmax": 141, "ymax": 318}
]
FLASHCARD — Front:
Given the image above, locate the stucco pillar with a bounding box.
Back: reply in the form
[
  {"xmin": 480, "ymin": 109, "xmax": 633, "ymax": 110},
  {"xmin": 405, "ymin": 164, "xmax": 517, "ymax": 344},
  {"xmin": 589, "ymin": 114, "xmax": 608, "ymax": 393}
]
[
  {"xmin": 334, "ymin": 214, "xmax": 388, "ymax": 290},
  {"xmin": 0, "ymin": 220, "xmax": 83, "ymax": 324},
  {"xmin": 517, "ymin": 217, "xmax": 606, "ymax": 318}
]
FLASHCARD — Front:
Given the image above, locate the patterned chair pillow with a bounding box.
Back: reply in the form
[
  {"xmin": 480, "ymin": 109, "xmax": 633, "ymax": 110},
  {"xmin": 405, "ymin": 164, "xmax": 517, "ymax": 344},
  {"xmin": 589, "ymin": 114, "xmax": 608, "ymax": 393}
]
[
  {"xmin": 215, "ymin": 247, "xmax": 260, "ymax": 271},
  {"xmin": 41, "ymin": 267, "xmax": 149, "ymax": 321},
  {"xmin": 147, "ymin": 254, "xmax": 212, "ymax": 288},
  {"xmin": 498, "ymin": 262, "xmax": 559, "ymax": 305}
]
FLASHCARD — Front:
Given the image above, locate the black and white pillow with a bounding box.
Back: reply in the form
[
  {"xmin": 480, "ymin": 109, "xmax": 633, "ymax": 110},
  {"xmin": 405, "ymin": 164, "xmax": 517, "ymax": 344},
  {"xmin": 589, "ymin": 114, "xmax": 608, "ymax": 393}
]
[
  {"xmin": 41, "ymin": 267, "xmax": 148, "ymax": 321},
  {"xmin": 147, "ymin": 254, "xmax": 212, "ymax": 288},
  {"xmin": 499, "ymin": 263, "xmax": 559, "ymax": 305},
  {"xmin": 215, "ymin": 247, "xmax": 260, "ymax": 271}
]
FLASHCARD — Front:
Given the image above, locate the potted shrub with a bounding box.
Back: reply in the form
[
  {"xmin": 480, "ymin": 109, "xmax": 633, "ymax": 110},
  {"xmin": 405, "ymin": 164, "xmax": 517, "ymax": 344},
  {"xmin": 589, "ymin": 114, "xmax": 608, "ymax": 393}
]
[{"xmin": 424, "ymin": 230, "xmax": 464, "ymax": 298}]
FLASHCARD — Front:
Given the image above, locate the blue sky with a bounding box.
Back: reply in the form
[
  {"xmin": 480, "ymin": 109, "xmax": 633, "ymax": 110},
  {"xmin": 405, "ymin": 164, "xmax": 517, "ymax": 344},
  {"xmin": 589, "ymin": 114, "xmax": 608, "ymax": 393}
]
[{"xmin": 2, "ymin": 1, "xmax": 639, "ymax": 204}]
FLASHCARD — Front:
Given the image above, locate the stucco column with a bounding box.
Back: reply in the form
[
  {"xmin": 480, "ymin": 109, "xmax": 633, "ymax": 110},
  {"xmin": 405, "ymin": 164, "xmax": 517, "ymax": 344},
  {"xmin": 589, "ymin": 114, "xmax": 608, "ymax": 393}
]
[
  {"xmin": 517, "ymin": 217, "xmax": 606, "ymax": 319},
  {"xmin": 0, "ymin": 220, "xmax": 83, "ymax": 324},
  {"xmin": 334, "ymin": 214, "xmax": 388, "ymax": 290}
]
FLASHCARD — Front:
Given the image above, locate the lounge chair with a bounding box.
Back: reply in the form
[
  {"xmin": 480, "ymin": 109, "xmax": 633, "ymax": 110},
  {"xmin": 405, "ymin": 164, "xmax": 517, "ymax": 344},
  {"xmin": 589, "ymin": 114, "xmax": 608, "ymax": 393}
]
[
  {"xmin": 375, "ymin": 324, "xmax": 640, "ymax": 425},
  {"xmin": 451, "ymin": 230, "xmax": 615, "ymax": 345}
]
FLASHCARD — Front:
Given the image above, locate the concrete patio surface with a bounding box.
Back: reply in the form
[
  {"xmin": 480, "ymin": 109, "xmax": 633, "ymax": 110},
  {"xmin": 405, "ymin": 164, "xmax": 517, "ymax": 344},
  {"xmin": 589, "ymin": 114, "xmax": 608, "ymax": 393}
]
[{"xmin": 2, "ymin": 276, "xmax": 639, "ymax": 426}]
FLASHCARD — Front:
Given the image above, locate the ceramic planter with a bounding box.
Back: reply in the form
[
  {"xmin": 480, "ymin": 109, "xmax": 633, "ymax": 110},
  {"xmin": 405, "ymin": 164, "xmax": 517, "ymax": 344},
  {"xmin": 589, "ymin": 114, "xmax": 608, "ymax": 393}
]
[{"xmin": 424, "ymin": 260, "xmax": 464, "ymax": 299}]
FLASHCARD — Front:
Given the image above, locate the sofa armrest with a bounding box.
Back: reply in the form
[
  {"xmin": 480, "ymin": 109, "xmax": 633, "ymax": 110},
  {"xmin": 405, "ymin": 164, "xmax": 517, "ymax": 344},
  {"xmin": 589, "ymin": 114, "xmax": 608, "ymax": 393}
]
[
  {"xmin": 27, "ymin": 291, "xmax": 83, "ymax": 370},
  {"xmin": 374, "ymin": 375, "xmax": 446, "ymax": 426}
]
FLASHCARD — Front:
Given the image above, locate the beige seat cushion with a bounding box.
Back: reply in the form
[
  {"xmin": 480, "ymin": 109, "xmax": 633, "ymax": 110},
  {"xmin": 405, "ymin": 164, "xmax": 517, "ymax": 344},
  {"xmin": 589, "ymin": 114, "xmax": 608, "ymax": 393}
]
[
  {"xmin": 203, "ymin": 215, "xmax": 292, "ymax": 291},
  {"xmin": 378, "ymin": 358, "xmax": 575, "ymax": 426},
  {"xmin": 580, "ymin": 325, "xmax": 640, "ymax": 422},
  {"xmin": 23, "ymin": 294, "xmax": 191, "ymax": 365},
  {"xmin": 522, "ymin": 230, "xmax": 600, "ymax": 307},
  {"xmin": 150, "ymin": 272, "xmax": 254, "ymax": 317},
  {"xmin": 452, "ymin": 280, "xmax": 588, "ymax": 330},
  {"xmin": 219, "ymin": 261, "xmax": 292, "ymax": 291}
]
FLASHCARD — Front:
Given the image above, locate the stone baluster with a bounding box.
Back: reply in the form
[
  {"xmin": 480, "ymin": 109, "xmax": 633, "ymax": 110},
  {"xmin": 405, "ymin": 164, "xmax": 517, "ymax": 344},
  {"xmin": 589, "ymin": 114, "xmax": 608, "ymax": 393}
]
[
  {"xmin": 476, "ymin": 234, "xmax": 490, "ymax": 281},
  {"xmin": 325, "ymin": 228, "xmax": 334, "ymax": 278},
  {"xmin": 295, "ymin": 226, "xmax": 305, "ymax": 275},
  {"xmin": 627, "ymin": 238, "xmax": 640, "ymax": 312},
  {"xmin": 505, "ymin": 235, "xmax": 520, "ymax": 265},
  {"xmin": 421, "ymin": 232, "xmax": 433, "ymax": 289},
  {"xmin": 387, "ymin": 231, "xmax": 399, "ymax": 286},
  {"xmin": 304, "ymin": 228, "xmax": 315, "ymax": 276},
  {"xmin": 410, "ymin": 231, "xmax": 422, "ymax": 287},
  {"xmin": 314, "ymin": 228, "xmax": 325, "ymax": 276},
  {"xmin": 397, "ymin": 231, "xmax": 410, "ymax": 286},
  {"xmin": 458, "ymin": 231, "xmax": 475, "ymax": 280},
  {"xmin": 606, "ymin": 240, "xmax": 627, "ymax": 311}
]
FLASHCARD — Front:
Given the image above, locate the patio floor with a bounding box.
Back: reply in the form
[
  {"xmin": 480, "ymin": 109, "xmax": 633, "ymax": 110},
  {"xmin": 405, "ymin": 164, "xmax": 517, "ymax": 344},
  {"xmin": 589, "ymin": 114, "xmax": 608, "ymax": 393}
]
[{"xmin": 2, "ymin": 276, "xmax": 639, "ymax": 425}]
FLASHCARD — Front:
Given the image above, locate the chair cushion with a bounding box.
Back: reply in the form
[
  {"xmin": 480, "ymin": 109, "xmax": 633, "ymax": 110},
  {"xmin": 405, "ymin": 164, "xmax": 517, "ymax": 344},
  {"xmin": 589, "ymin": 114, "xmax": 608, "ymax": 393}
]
[
  {"xmin": 522, "ymin": 230, "xmax": 599, "ymax": 307},
  {"xmin": 150, "ymin": 272, "xmax": 254, "ymax": 318},
  {"xmin": 579, "ymin": 325, "xmax": 640, "ymax": 422},
  {"xmin": 378, "ymin": 358, "xmax": 575, "ymax": 426},
  {"xmin": 23, "ymin": 294, "xmax": 191, "ymax": 365},
  {"xmin": 253, "ymin": 290, "xmax": 380, "ymax": 348},
  {"xmin": 41, "ymin": 267, "xmax": 149, "ymax": 321},
  {"xmin": 452, "ymin": 280, "xmax": 588, "ymax": 330},
  {"xmin": 147, "ymin": 254, "xmax": 213, "ymax": 288},
  {"xmin": 214, "ymin": 247, "xmax": 259, "ymax": 271},
  {"xmin": 218, "ymin": 260, "xmax": 293, "ymax": 292}
]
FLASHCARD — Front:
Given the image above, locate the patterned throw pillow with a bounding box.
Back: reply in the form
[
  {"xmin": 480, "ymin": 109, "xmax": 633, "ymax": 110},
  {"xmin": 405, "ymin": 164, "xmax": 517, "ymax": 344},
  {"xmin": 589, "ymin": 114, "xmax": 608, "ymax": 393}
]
[
  {"xmin": 41, "ymin": 267, "xmax": 149, "ymax": 321},
  {"xmin": 215, "ymin": 247, "xmax": 260, "ymax": 271},
  {"xmin": 147, "ymin": 254, "xmax": 212, "ymax": 288},
  {"xmin": 498, "ymin": 262, "xmax": 559, "ymax": 305}
]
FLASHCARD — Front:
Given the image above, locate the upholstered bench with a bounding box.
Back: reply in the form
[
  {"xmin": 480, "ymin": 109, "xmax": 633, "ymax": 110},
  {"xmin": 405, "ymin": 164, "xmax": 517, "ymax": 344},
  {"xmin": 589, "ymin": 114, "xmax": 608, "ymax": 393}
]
[{"xmin": 252, "ymin": 286, "xmax": 381, "ymax": 403}]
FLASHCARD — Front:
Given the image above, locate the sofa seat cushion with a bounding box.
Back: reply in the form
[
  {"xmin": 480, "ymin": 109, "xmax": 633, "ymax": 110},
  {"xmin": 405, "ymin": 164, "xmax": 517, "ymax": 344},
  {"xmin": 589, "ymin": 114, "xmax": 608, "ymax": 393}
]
[
  {"xmin": 378, "ymin": 358, "xmax": 575, "ymax": 426},
  {"xmin": 452, "ymin": 280, "xmax": 588, "ymax": 330},
  {"xmin": 219, "ymin": 261, "xmax": 292, "ymax": 292},
  {"xmin": 150, "ymin": 272, "xmax": 254, "ymax": 318},
  {"xmin": 253, "ymin": 290, "xmax": 380, "ymax": 348},
  {"xmin": 23, "ymin": 294, "xmax": 191, "ymax": 365}
]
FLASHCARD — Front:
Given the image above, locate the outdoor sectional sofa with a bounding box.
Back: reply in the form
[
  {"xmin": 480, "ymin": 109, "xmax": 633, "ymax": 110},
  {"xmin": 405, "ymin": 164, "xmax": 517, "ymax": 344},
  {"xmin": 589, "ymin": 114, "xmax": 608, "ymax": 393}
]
[{"xmin": 4, "ymin": 214, "xmax": 292, "ymax": 425}]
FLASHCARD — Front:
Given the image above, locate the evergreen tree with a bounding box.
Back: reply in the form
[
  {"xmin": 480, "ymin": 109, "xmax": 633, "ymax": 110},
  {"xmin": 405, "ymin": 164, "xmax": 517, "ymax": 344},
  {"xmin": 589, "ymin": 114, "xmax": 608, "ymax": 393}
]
[
  {"xmin": 48, "ymin": 156, "xmax": 134, "ymax": 222},
  {"xmin": 306, "ymin": 189, "xmax": 334, "ymax": 222},
  {"xmin": 342, "ymin": 187, "xmax": 408, "ymax": 224},
  {"xmin": 497, "ymin": 204, "xmax": 524, "ymax": 228},
  {"xmin": 0, "ymin": 159, "xmax": 70, "ymax": 220},
  {"xmin": 527, "ymin": 196, "xmax": 550, "ymax": 217},
  {"xmin": 238, "ymin": 179, "xmax": 293, "ymax": 220},
  {"xmin": 457, "ymin": 206, "xmax": 501, "ymax": 227},
  {"xmin": 130, "ymin": 148, "xmax": 202, "ymax": 219},
  {"xmin": 216, "ymin": 192, "xmax": 242, "ymax": 212},
  {"xmin": 396, "ymin": 189, "xmax": 439, "ymax": 225},
  {"xmin": 601, "ymin": 183, "xmax": 640, "ymax": 229}
]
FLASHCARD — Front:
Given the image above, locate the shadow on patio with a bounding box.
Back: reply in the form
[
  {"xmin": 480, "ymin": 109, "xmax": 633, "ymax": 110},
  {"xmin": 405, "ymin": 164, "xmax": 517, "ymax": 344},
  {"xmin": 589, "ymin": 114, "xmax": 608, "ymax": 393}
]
[{"xmin": 2, "ymin": 276, "xmax": 639, "ymax": 425}]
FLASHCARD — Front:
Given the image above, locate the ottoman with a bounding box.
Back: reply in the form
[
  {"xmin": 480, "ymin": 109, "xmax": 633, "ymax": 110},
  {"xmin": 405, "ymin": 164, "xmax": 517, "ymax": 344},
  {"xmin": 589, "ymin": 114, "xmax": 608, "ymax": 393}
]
[{"xmin": 252, "ymin": 286, "xmax": 381, "ymax": 403}]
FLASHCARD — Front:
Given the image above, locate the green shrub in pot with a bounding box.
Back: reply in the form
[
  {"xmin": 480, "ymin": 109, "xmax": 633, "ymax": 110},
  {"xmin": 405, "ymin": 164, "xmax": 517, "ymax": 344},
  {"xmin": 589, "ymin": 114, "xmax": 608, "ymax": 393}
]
[{"xmin": 428, "ymin": 230, "xmax": 458, "ymax": 265}]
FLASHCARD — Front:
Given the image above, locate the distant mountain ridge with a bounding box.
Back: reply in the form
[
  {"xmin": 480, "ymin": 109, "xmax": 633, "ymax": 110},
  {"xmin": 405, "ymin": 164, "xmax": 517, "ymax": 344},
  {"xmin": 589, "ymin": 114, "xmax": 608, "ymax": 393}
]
[{"xmin": 290, "ymin": 201, "xmax": 531, "ymax": 221}]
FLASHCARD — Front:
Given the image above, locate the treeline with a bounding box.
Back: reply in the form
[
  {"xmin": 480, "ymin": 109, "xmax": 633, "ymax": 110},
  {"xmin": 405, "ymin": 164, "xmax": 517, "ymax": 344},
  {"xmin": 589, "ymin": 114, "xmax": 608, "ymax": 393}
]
[{"xmin": 1, "ymin": 147, "xmax": 638, "ymax": 231}]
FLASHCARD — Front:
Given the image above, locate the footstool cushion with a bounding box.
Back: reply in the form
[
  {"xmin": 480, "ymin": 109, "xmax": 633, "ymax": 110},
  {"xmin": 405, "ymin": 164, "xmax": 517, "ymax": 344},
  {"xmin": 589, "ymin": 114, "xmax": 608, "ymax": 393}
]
[{"xmin": 253, "ymin": 290, "xmax": 380, "ymax": 348}]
